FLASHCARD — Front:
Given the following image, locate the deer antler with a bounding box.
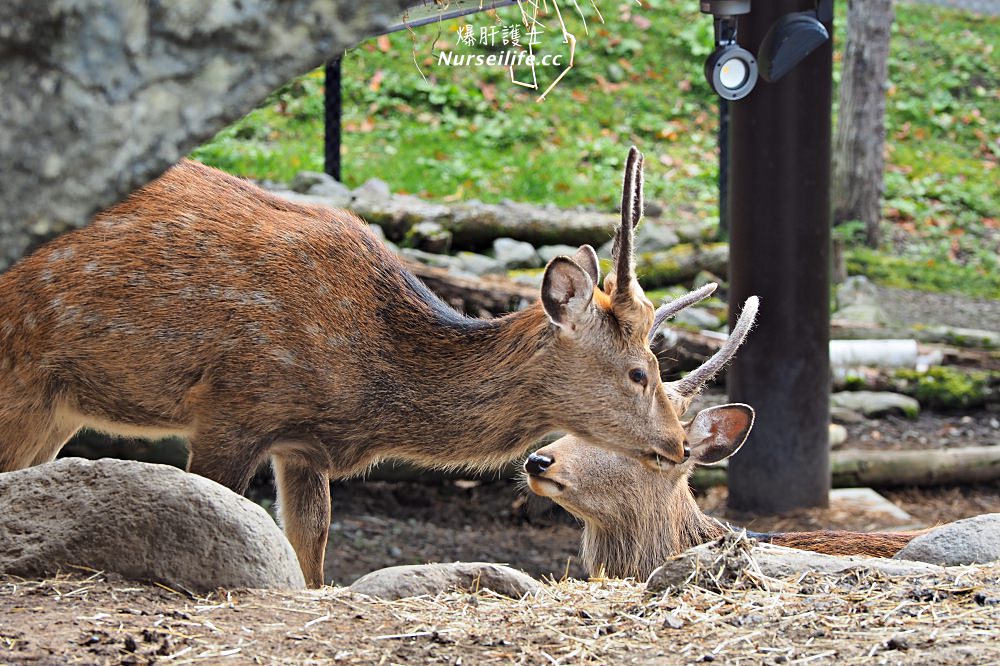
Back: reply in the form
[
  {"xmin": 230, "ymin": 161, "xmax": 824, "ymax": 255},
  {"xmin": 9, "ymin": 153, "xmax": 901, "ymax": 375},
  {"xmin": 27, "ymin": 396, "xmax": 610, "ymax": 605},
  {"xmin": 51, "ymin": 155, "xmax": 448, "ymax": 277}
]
[
  {"xmin": 647, "ymin": 282, "xmax": 719, "ymax": 343},
  {"xmin": 607, "ymin": 147, "xmax": 646, "ymax": 319},
  {"xmin": 667, "ymin": 295, "xmax": 760, "ymax": 413}
]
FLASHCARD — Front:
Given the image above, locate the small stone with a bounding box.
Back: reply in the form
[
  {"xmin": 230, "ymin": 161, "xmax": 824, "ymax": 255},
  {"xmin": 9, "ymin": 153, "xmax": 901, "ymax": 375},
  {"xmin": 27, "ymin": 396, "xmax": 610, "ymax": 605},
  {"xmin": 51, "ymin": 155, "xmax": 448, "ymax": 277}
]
[
  {"xmin": 833, "ymin": 303, "xmax": 891, "ymax": 325},
  {"xmin": 537, "ymin": 244, "xmax": 580, "ymax": 264},
  {"xmin": 352, "ymin": 177, "xmax": 391, "ymax": 201},
  {"xmin": 511, "ymin": 272, "xmax": 544, "ymax": 288},
  {"xmin": 493, "ymin": 238, "xmax": 542, "ymax": 269},
  {"xmin": 830, "ymin": 391, "xmax": 920, "ymax": 419},
  {"xmin": 368, "ymin": 224, "xmax": 386, "ymax": 241},
  {"xmin": 830, "ymin": 406, "xmax": 865, "ymax": 424},
  {"xmin": 308, "ymin": 180, "xmax": 352, "ymax": 206},
  {"xmin": 691, "ymin": 270, "xmax": 723, "ymax": 291},
  {"xmin": 662, "ymin": 612, "xmax": 683, "ymax": 629},
  {"xmin": 643, "ymin": 200, "xmax": 665, "ymax": 218},
  {"xmin": 404, "ymin": 221, "xmax": 453, "ymax": 254},
  {"xmin": 886, "ymin": 637, "xmax": 910, "ymax": 651},
  {"xmin": 635, "ymin": 223, "xmax": 680, "ymax": 253},
  {"xmin": 835, "ymin": 275, "xmax": 879, "ymax": 309},
  {"xmin": 350, "ymin": 563, "xmax": 541, "ymax": 600},
  {"xmin": 606, "ymin": 63, "xmax": 626, "ymax": 82},
  {"xmin": 456, "ymin": 252, "xmax": 505, "ymax": 276},
  {"xmin": 833, "ymin": 276, "xmax": 890, "ymax": 325},
  {"xmin": 399, "ymin": 248, "xmax": 461, "ymax": 271},
  {"xmin": 672, "ymin": 306, "xmax": 721, "ymax": 331},
  {"xmin": 290, "ymin": 171, "xmax": 343, "ymax": 196},
  {"xmin": 597, "ymin": 239, "xmax": 615, "ymax": 260},
  {"xmin": 894, "ymin": 514, "xmax": 1000, "ymax": 566},
  {"xmin": 828, "ymin": 423, "xmax": 848, "ymax": 447}
]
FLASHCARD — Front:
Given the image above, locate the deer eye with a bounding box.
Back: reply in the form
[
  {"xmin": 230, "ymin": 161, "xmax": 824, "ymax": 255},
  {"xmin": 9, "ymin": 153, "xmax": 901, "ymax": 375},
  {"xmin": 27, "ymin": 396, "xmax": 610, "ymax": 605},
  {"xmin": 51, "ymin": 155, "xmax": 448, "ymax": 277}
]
[{"xmin": 628, "ymin": 368, "xmax": 648, "ymax": 388}]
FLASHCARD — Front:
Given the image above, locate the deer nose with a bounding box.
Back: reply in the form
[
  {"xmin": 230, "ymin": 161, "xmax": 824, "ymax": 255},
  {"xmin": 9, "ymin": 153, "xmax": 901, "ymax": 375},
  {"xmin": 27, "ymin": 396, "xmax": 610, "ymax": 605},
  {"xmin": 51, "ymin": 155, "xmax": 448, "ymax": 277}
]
[{"xmin": 524, "ymin": 453, "xmax": 554, "ymax": 476}]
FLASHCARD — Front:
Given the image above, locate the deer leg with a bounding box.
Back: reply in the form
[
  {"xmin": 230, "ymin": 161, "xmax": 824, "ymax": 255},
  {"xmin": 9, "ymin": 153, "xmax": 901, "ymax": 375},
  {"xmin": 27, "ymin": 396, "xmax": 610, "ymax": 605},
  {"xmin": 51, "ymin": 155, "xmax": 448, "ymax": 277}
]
[
  {"xmin": 186, "ymin": 424, "xmax": 266, "ymax": 495},
  {"xmin": 272, "ymin": 452, "xmax": 331, "ymax": 588},
  {"xmin": 28, "ymin": 422, "xmax": 81, "ymax": 466},
  {"xmin": 0, "ymin": 383, "xmax": 77, "ymax": 471}
]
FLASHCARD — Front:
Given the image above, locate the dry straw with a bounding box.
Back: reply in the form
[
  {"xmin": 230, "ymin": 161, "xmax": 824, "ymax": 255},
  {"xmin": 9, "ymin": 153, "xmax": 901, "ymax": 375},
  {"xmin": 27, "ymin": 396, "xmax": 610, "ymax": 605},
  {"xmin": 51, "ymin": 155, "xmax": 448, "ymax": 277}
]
[{"xmin": 2, "ymin": 549, "xmax": 1000, "ymax": 664}]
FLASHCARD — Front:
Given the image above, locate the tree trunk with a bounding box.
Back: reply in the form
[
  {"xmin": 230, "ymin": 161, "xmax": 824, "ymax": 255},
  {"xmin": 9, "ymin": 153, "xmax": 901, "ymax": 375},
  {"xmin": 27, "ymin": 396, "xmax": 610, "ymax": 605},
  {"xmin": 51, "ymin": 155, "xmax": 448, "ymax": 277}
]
[{"xmin": 831, "ymin": 0, "xmax": 894, "ymax": 248}]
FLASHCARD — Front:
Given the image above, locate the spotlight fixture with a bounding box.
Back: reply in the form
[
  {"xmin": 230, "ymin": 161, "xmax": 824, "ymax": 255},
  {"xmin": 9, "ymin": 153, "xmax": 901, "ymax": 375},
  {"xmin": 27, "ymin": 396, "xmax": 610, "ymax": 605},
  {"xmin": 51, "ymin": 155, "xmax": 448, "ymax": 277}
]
[
  {"xmin": 700, "ymin": 1, "xmax": 758, "ymax": 101},
  {"xmin": 758, "ymin": 2, "xmax": 832, "ymax": 82},
  {"xmin": 698, "ymin": 1, "xmax": 832, "ymax": 100}
]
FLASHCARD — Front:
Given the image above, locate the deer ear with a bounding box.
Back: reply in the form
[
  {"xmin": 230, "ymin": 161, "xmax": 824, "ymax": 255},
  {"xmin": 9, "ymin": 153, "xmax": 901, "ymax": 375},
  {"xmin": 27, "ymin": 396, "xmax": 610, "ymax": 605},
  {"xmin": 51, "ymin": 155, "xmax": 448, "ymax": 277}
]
[
  {"xmin": 571, "ymin": 245, "xmax": 600, "ymax": 286},
  {"xmin": 685, "ymin": 404, "xmax": 754, "ymax": 465},
  {"xmin": 541, "ymin": 257, "xmax": 595, "ymax": 329}
]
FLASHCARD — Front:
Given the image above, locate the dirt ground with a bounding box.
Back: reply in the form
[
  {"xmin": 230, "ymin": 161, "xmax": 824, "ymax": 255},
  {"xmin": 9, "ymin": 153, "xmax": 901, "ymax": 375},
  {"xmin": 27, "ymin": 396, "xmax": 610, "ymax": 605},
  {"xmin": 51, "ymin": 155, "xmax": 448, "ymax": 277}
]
[{"xmin": 839, "ymin": 408, "xmax": 1000, "ymax": 452}]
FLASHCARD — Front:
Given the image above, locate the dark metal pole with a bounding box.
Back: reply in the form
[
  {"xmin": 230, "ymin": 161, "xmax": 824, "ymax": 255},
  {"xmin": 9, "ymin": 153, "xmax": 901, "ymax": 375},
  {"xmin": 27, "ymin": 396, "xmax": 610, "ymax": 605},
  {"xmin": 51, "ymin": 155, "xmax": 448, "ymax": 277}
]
[
  {"xmin": 726, "ymin": 1, "xmax": 833, "ymax": 513},
  {"xmin": 717, "ymin": 99, "xmax": 730, "ymax": 240},
  {"xmin": 324, "ymin": 57, "xmax": 342, "ymax": 182}
]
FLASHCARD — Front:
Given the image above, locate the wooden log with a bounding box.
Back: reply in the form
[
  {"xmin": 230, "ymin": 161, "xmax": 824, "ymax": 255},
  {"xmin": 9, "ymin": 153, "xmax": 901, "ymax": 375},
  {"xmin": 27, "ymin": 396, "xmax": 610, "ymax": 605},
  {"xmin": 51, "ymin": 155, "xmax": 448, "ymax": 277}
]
[
  {"xmin": 403, "ymin": 260, "xmax": 536, "ymax": 317},
  {"xmin": 653, "ymin": 328, "xmax": 727, "ymax": 380},
  {"xmin": 829, "ymin": 446, "xmax": 1000, "ymax": 488},
  {"xmin": 691, "ymin": 446, "xmax": 1000, "ymax": 491}
]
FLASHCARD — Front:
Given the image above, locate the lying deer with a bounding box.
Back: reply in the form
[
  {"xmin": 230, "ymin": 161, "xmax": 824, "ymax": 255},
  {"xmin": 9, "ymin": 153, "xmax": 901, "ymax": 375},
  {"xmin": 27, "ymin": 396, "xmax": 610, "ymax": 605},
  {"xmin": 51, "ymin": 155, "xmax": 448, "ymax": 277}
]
[
  {"xmin": 0, "ymin": 147, "xmax": 744, "ymax": 587},
  {"xmin": 525, "ymin": 298, "xmax": 923, "ymax": 580}
]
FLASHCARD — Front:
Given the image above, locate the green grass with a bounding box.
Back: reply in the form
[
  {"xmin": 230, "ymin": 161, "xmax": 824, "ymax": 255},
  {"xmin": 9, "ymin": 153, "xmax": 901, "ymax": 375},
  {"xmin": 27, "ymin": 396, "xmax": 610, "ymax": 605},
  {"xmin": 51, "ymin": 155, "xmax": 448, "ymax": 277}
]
[
  {"xmin": 846, "ymin": 247, "xmax": 1000, "ymax": 299},
  {"xmin": 191, "ymin": 1, "xmax": 999, "ymax": 297}
]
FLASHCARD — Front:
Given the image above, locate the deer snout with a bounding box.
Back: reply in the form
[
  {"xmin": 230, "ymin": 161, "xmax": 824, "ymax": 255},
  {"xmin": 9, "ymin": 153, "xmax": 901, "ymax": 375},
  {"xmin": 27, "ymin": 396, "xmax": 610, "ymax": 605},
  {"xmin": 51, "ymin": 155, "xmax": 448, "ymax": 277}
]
[
  {"xmin": 639, "ymin": 432, "xmax": 690, "ymax": 468},
  {"xmin": 524, "ymin": 452, "xmax": 554, "ymax": 476}
]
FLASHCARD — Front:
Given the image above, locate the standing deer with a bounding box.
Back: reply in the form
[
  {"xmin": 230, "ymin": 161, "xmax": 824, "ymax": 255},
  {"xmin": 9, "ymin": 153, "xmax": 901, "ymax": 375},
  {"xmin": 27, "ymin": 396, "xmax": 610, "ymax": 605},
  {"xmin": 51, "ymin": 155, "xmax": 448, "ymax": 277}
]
[
  {"xmin": 524, "ymin": 298, "xmax": 924, "ymax": 579},
  {"xmin": 1, "ymin": 147, "xmax": 699, "ymax": 587}
]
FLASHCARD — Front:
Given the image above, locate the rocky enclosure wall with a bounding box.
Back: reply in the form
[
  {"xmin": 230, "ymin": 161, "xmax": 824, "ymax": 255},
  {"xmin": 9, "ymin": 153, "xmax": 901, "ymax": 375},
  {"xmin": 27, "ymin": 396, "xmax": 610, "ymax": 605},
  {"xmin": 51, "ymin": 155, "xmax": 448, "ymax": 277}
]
[{"xmin": 0, "ymin": 0, "xmax": 409, "ymax": 272}]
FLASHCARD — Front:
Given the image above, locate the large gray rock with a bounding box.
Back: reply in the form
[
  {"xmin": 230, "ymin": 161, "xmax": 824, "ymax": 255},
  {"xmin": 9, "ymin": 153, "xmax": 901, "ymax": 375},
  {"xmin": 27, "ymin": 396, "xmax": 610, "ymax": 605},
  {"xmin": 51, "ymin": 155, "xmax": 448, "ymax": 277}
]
[
  {"xmin": 895, "ymin": 514, "xmax": 1000, "ymax": 566},
  {"xmin": 350, "ymin": 562, "xmax": 541, "ymax": 600},
  {"xmin": 0, "ymin": 458, "xmax": 305, "ymax": 591},
  {"xmin": 830, "ymin": 391, "xmax": 920, "ymax": 418},
  {"xmin": 1, "ymin": 0, "xmax": 410, "ymax": 272},
  {"xmin": 647, "ymin": 537, "xmax": 944, "ymax": 594}
]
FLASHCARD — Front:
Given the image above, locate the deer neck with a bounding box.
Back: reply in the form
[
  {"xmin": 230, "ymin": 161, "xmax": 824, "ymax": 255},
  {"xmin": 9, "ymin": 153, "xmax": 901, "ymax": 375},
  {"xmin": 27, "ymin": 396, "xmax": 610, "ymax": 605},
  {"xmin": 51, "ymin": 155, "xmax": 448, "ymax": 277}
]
[
  {"xmin": 365, "ymin": 302, "xmax": 559, "ymax": 469},
  {"xmin": 582, "ymin": 479, "xmax": 726, "ymax": 580}
]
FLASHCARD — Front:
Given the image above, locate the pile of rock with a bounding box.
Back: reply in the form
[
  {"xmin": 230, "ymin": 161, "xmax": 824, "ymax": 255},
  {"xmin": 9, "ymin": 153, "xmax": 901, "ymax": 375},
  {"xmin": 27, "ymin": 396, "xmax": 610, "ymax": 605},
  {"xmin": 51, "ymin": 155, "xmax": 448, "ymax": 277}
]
[{"xmin": 270, "ymin": 171, "xmax": 730, "ymax": 331}]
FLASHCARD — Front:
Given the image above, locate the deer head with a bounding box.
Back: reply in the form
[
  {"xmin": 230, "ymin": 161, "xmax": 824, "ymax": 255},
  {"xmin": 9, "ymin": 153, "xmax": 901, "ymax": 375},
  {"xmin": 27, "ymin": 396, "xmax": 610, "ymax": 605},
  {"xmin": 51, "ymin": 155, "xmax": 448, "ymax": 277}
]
[
  {"xmin": 524, "ymin": 404, "xmax": 753, "ymax": 528},
  {"xmin": 528, "ymin": 290, "xmax": 759, "ymax": 495},
  {"xmin": 523, "ymin": 289, "xmax": 757, "ymax": 580},
  {"xmin": 536, "ymin": 147, "xmax": 692, "ymax": 466}
]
